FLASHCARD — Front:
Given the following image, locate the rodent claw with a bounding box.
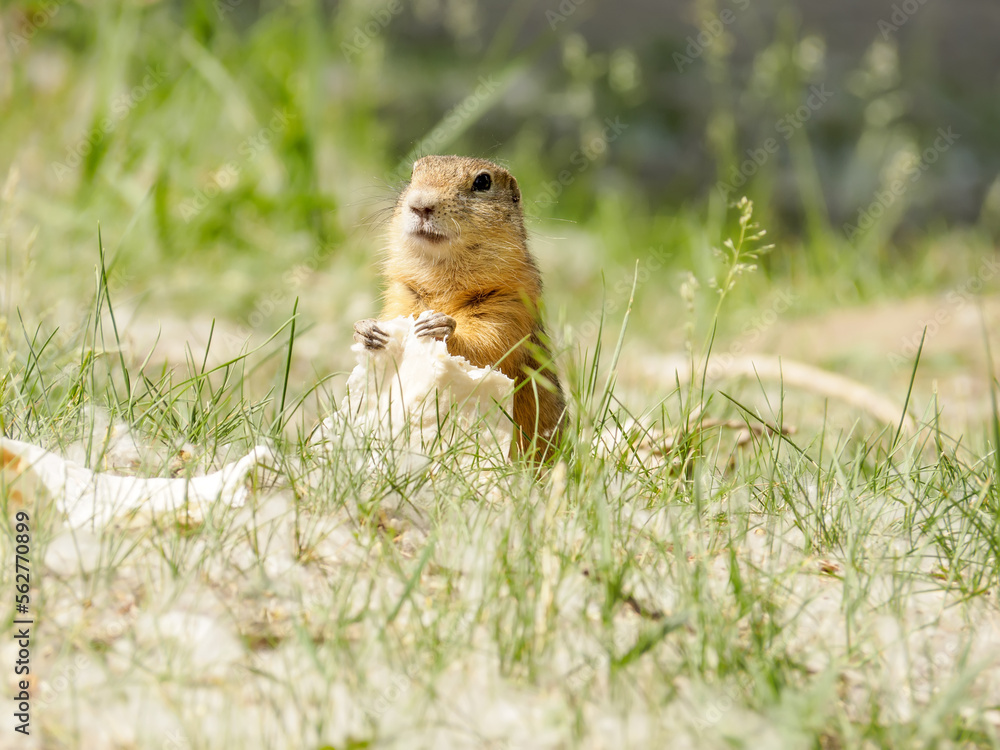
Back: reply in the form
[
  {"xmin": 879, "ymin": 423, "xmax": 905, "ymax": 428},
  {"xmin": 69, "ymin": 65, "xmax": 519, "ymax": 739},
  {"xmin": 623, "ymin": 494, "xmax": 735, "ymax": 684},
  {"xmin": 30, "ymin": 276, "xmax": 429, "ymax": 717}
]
[
  {"xmin": 417, "ymin": 327, "xmax": 452, "ymax": 339},
  {"xmin": 414, "ymin": 312, "xmax": 456, "ymax": 340},
  {"xmin": 354, "ymin": 319, "xmax": 389, "ymax": 350}
]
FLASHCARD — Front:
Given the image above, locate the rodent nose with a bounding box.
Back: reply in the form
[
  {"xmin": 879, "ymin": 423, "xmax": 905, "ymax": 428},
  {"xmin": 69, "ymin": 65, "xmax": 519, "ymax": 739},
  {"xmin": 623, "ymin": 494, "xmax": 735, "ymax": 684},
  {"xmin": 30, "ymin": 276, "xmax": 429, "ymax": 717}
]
[{"xmin": 407, "ymin": 191, "xmax": 436, "ymax": 219}]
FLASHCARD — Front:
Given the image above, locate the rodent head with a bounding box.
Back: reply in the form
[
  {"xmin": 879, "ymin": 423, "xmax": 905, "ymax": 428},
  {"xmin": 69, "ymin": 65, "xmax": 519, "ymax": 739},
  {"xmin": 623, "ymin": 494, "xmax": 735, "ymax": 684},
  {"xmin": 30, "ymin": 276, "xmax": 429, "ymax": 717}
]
[{"xmin": 393, "ymin": 155, "xmax": 526, "ymax": 261}]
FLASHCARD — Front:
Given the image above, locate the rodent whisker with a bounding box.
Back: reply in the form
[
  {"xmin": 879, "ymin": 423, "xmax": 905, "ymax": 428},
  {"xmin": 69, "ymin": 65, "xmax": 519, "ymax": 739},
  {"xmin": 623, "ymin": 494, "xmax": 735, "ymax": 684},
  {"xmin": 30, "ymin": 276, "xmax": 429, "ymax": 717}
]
[
  {"xmin": 530, "ymin": 216, "xmax": 578, "ymax": 225},
  {"xmin": 360, "ymin": 204, "xmax": 395, "ymax": 223},
  {"xmin": 365, "ymin": 155, "xmax": 566, "ymax": 461},
  {"xmin": 358, "ymin": 205, "xmax": 396, "ymax": 236},
  {"xmin": 346, "ymin": 187, "xmax": 393, "ymax": 205},
  {"xmin": 450, "ymin": 216, "xmax": 463, "ymax": 241}
]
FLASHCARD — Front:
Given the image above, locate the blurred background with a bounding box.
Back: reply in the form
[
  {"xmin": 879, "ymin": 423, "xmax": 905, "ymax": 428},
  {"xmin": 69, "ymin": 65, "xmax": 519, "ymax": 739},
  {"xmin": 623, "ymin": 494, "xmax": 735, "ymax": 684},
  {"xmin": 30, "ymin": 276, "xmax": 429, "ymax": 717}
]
[{"xmin": 1, "ymin": 0, "xmax": 998, "ymax": 427}]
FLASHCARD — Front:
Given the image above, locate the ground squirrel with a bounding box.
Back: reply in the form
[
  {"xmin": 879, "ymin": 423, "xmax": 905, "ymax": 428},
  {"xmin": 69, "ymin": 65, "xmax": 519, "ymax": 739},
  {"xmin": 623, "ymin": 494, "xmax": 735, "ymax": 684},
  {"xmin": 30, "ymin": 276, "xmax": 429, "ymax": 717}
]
[{"xmin": 354, "ymin": 155, "xmax": 566, "ymax": 459}]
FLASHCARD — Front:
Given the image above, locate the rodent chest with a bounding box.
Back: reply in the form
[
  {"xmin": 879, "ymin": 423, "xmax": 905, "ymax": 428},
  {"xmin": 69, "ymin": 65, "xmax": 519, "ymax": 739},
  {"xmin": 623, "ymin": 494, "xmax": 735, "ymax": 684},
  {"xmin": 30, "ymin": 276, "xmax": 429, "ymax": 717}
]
[{"xmin": 404, "ymin": 284, "xmax": 515, "ymax": 317}]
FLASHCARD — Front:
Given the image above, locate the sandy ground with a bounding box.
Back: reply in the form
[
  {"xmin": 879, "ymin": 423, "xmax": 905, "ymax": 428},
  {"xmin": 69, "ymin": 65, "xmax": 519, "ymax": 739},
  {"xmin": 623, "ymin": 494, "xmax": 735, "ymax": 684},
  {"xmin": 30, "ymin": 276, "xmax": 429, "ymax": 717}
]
[
  {"xmin": 4, "ymin": 293, "xmax": 1000, "ymax": 748},
  {"xmin": 104, "ymin": 291, "xmax": 1000, "ymax": 437},
  {"xmin": 617, "ymin": 293, "xmax": 1000, "ymax": 437}
]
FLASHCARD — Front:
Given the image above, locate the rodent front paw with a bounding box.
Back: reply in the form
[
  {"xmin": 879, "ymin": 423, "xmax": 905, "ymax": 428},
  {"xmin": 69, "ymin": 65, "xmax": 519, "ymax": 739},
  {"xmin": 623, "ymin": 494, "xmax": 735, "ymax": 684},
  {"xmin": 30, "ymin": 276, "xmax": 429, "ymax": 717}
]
[
  {"xmin": 354, "ymin": 318, "xmax": 389, "ymax": 350},
  {"xmin": 414, "ymin": 311, "xmax": 457, "ymax": 341}
]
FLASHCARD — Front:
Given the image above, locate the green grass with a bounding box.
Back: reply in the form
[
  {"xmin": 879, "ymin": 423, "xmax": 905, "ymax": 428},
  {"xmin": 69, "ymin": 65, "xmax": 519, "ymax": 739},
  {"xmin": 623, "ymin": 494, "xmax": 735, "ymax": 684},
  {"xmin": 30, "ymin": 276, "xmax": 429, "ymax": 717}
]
[
  {"xmin": 3, "ymin": 1, "xmax": 1000, "ymax": 747},
  {"xmin": 3, "ymin": 190, "xmax": 1000, "ymax": 748}
]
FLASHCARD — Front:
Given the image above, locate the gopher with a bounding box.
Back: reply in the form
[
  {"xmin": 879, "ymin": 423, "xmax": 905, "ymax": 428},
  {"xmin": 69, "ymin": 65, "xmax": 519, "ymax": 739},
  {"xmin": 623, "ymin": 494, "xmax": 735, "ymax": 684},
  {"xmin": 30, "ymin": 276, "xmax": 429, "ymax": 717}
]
[{"xmin": 354, "ymin": 155, "xmax": 566, "ymax": 459}]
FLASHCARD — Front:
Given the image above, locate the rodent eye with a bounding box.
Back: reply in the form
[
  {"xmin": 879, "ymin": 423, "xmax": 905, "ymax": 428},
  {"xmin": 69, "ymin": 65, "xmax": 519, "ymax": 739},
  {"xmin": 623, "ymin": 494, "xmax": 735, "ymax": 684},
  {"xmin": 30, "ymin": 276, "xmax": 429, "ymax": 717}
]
[{"xmin": 472, "ymin": 172, "xmax": 492, "ymax": 192}]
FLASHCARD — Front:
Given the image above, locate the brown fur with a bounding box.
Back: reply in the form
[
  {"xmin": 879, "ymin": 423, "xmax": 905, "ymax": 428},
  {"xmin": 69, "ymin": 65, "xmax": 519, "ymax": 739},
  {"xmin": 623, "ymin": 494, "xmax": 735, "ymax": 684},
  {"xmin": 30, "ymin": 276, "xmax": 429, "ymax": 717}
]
[{"xmin": 377, "ymin": 155, "xmax": 566, "ymax": 459}]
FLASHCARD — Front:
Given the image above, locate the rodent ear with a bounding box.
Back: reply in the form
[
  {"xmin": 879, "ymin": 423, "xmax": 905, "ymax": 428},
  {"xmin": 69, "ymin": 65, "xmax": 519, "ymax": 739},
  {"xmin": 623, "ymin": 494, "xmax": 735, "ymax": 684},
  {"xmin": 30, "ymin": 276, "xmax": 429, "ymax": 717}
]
[{"xmin": 510, "ymin": 176, "xmax": 521, "ymax": 204}]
